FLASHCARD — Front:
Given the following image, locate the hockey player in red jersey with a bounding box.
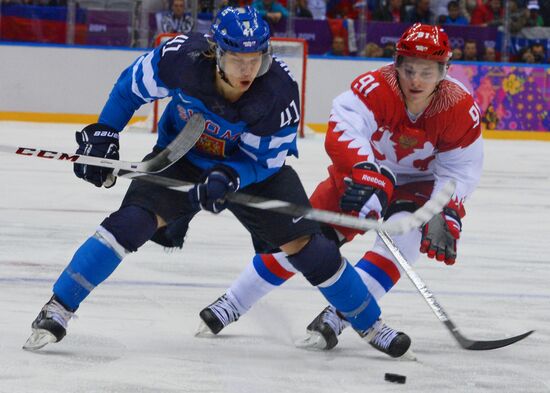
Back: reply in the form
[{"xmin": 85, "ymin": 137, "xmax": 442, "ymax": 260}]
[{"xmin": 197, "ymin": 23, "xmax": 484, "ymax": 357}]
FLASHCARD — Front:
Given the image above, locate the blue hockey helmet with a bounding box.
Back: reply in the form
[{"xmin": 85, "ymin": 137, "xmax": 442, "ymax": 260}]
[
  {"xmin": 211, "ymin": 7, "xmax": 273, "ymax": 78},
  {"xmin": 211, "ymin": 6, "xmax": 270, "ymax": 53}
]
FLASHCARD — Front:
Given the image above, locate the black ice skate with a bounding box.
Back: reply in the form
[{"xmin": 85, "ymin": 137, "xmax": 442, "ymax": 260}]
[
  {"xmin": 357, "ymin": 318, "xmax": 413, "ymax": 359},
  {"xmin": 23, "ymin": 296, "xmax": 74, "ymax": 351},
  {"xmin": 295, "ymin": 305, "xmax": 350, "ymax": 350},
  {"xmin": 296, "ymin": 305, "xmax": 414, "ymax": 359},
  {"xmin": 196, "ymin": 294, "xmax": 241, "ymax": 336}
]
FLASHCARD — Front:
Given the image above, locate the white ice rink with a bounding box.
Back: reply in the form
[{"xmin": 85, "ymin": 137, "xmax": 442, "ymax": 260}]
[{"xmin": 1, "ymin": 122, "xmax": 549, "ymax": 393}]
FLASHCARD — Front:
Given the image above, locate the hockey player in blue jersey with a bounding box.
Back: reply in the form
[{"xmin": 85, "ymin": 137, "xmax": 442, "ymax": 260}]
[{"xmin": 24, "ymin": 6, "xmax": 386, "ymax": 351}]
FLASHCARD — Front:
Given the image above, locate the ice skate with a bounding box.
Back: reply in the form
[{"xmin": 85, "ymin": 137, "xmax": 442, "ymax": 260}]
[
  {"xmin": 23, "ymin": 296, "xmax": 74, "ymax": 351},
  {"xmin": 358, "ymin": 318, "xmax": 415, "ymax": 359},
  {"xmin": 295, "ymin": 305, "xmax": 350, "ymax": 350},
  {"xmin": 196, "ymin": 294, "xmax": 241, "ymax": 336}
]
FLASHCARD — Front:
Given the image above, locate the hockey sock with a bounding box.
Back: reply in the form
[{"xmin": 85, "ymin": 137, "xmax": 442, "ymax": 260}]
[
  {"xmin": 228, "ymin": 252, "xmax": 296, "ymax": 314},
  {"xmin": 318, "ymin": 260, "xmax": 381, "ymax": 331},
  {"xmin": 53, "ymin": 227, "xmax": 126, "ymax": 311},
  {"xmin": 354, "ymin": 251, "xmax": 401, "ymax": 302}
]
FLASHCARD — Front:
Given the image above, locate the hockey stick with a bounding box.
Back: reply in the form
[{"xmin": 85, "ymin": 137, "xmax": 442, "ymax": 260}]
[
  {"xmin": 117, "ymin": 172, "xmax": 456, "ymax": 236},
  {"xmin": 0, "ymin": 120, "xmax": 453, "ymax": 235},
  {"xmin": 377, "ymin": 230, "xmax": 534, "ymax": 350},
  {"xmin": 0, "ymin": 113, "xmax": 205, "ymax": 176}
]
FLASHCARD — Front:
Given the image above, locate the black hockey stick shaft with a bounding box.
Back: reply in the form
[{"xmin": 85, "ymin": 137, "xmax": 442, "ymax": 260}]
[
  {"xmin": 118, "ymin": 172, "xmax": 455, "ymax": 236},
  {"xmin": 0, "ymin": 113, "xmax": 205, "ymax": 175},
  {"xmin": 377, "ymin": 230, "xmax": 534, "ymax": 350}
]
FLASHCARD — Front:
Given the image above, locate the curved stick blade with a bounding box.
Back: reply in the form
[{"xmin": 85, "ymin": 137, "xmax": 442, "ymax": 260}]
[{"xmin": 455, "ymin": 329, "xmax": 535, "ymax": 351}]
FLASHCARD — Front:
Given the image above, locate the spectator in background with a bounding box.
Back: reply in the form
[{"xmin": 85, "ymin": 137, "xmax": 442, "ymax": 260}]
[
  {"xmin": 526, "ymin": 0, "xmax": 544, "ymax": 27},
  {"xmin": 520, "ymin": 47, "xmax": 536, "ymax": 63},
  {"xmin": 295, "ymin": 0, "xmax": 313, "ymax": 17},
  {"xmin": 463, "ymin": 39, "xmax": 479, "ymax": 60},
  {"xmin": 452, "ymin": 46, "xmax": 464, "ymax": 60},
  {"xmin": 308, "ymin": 0, "xmax": 327, "ymax": 19},
  {"xmin": 430, "ymin": 0, "xmax": 451, "ymax": 21},
  {"xmin": 461, "ymin": 0, "xmax": 478, "ymax": 22},
  {"xmin": 508, "ymin": 0, "xmax": 529, "ymax": 34},
  {"xmin": 440, "ymin": 0, "xmax": 468, "ymax": 24},
  {"xmin": 530, "ymin": 42, "xmax": 546, "ymax": 63},
  {"xmin": 381, "ymin": 42, "xmax": 396, "ymax": 57},
  {"xmin": 253, "ymin": 0, "xmax": 288, "ymax": 29},
  {"xmin": 325, "ymin": 35, "xmax": 347, "ymax": 56},
  {"xmin": 326, "ymin": 0, "xmax": 358, "ymax": 18},
  {"xmin": 470, "ymin": 0, "xmax": 503, "ymax": 26},
  {"xmin": 372, "ymin": 0, "xmax": 406, "ymax": 22},
  {"xmin": 158, "ymin": 0, "xmax": 194, "ymax": 34},
  {"xmin": 482, "ymin": 46, "xmax": 496, "ymax": 61},
  {"xmin": 360, "ymin": 42, "xmax": 384, "ymax": 57},
  {"xmin": 405, "ymin": 0, "xmax": 434, "ymax": 24}
]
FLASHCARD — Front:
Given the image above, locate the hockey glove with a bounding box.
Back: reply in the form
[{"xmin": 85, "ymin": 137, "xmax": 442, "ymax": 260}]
[
  {"xmin": 340, "ymin": 162, "xmax": 396, "ymax": 220},
  {"xmin": 189, "ymin": 166, "xmax": 240, "ymax": 214},
  {"xmin": 74, "ymin": 123, "xmax": 120, "ymax": 188},
  {"xmin": 420, "ymin": 206, "xmax": 462, "ymax": 265}
]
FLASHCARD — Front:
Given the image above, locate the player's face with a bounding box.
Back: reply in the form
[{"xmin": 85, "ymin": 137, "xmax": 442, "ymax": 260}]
[
  {"xmin": 396, "ymin": 57, "xmax": 442, "ymax": 104},
  {"xmin": 222, "ymin": 51, "xmax": 263, "ymax": 92}
]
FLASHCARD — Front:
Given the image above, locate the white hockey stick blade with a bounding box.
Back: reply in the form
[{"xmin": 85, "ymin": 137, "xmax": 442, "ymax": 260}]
[
  {"xmin": 0, "ymin": 113, "xmax": 205, "ymax": 175},
  {"xmin": 22, "ymin": 329, "xmax": 58, "ymax": 351}
]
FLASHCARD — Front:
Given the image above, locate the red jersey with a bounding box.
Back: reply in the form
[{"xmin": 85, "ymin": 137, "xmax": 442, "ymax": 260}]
[{"xmin": 324, "ymin": 64, "xmax": 484, "ymax": 213}]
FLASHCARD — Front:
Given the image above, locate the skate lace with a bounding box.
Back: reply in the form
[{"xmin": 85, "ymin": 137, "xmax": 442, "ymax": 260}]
[
  {"xmin": 44, "ymin": 299, "xmax": 74, "ymax": 329},
  {"xmin": 367, "ymin": 320, "xmax": 398, "ymax": 350},
  {"xmin": 209, "ymin": 295, "xmax": 240, "ymax": 327},
  {"xmin": 321, "ymin": 306, "xmax": 349, "ymax": 335}
]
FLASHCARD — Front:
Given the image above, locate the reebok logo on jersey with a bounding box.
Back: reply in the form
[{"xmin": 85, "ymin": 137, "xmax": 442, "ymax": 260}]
[
  {"xmin": 93, "ymin": 131, "xmax": 119, "ymax": 139},
  {"xmin": 361, "ymin": 174, "xmax": 386, "ymax": 188}
]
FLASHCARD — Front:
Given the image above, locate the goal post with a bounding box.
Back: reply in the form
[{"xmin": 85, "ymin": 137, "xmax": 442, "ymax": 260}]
[{"xmin": 136, "ymin": 33, "xmax": 308, "ymax": 137}]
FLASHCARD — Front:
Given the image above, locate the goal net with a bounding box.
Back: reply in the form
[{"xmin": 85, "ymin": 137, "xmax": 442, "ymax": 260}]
[{"xmin": 129, "ymin": 34, "xmax": 308, "ymax": 137}]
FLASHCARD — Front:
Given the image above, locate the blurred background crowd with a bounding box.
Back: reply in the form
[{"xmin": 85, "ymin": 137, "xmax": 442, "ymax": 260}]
[{"xmin": 0, "ymin": 0, "xmax": 549, "ymax": 62}]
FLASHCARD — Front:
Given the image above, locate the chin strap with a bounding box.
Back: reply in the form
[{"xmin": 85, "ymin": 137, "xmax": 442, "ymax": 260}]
[{"xmin": 216, "ymin": 64, "xmax": 234, "ymax": 88}]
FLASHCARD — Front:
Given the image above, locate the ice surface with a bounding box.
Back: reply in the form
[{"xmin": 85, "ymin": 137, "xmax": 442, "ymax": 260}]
[{"xmin": 1, "ymin": 122, "xmax": 549, "ymax": 393}]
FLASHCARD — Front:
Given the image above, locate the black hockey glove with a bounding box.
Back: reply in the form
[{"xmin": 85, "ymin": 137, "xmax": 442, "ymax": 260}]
[
  {"xmin": 340, "ymin": 161, "xmax": 396, "ymax": 220},
  {"xmin": 189, "ymin": 166, "xmax": 240, "ymax": 214},
  {"xmin": 420, "ymin": 206, "xmax": 462, "ymax": 265},
  {"xmin": 74, "ymin": 123, "xmax": 120, "ymax": 188}
]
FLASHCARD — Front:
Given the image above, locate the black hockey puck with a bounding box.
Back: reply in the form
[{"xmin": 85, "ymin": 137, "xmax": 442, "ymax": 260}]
[{"xmin": 384, "ymin": 373, "xmax": 406, "ymax": 384}]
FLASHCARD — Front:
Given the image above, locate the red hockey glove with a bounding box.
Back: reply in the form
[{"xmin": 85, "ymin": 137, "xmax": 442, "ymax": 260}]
[
  {"xmin": 340, "ymin": 161, "xmax": 396, "ymax": 220},
  {"xmin": 420, "ymin": 206, "xmax": 462, "ymax": 265}
]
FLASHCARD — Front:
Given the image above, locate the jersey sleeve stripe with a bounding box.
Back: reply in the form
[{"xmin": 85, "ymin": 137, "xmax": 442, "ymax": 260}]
[
  {"xmin": 131, "ymin": 55, "xmax": 150, "ymax": 102},
  {"xmin": 141, "ymin": 50, "xmax": 169, "ymax": 99},
  {"xmin": 239, "ymin": 146, "xmax": 259, "ymax": 162},
  {"xmin": 266, "ymin": 149, "xmax": 288, "ymax": 168},
  {"xmin": 240, "ymin": 133, "xmax": 261, "ymax": 149},
  {"xmin": 269, "ymin": 133, "xmax": 296, "ymax": 149}
]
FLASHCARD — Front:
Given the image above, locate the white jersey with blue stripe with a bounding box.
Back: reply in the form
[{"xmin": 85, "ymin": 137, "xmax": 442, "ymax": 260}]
[{"xmin": 98, "ymin": 33, "xmax": 301, "ymax": 188}]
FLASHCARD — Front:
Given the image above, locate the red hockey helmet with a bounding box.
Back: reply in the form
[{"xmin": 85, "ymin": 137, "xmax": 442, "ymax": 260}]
[{"xmin": 395, "ymin": 23, "xmax": 452, "ymax": 63}]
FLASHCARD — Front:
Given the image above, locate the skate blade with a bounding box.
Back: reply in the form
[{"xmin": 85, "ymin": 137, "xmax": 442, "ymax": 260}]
[
  {"xmin": 397, "ymin": 348, "xmax": 417, "ymax": 361},
  {"xmin": 294, "ymin": 331, "xmax": 328, "ymax": 350},
  {"xmin": 22, "ymin": 329, "xmax": 57, "ymax": 351},
  {"xmin": 194, "ymin": 321, "xmax": 216, "ymax": 337}
]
